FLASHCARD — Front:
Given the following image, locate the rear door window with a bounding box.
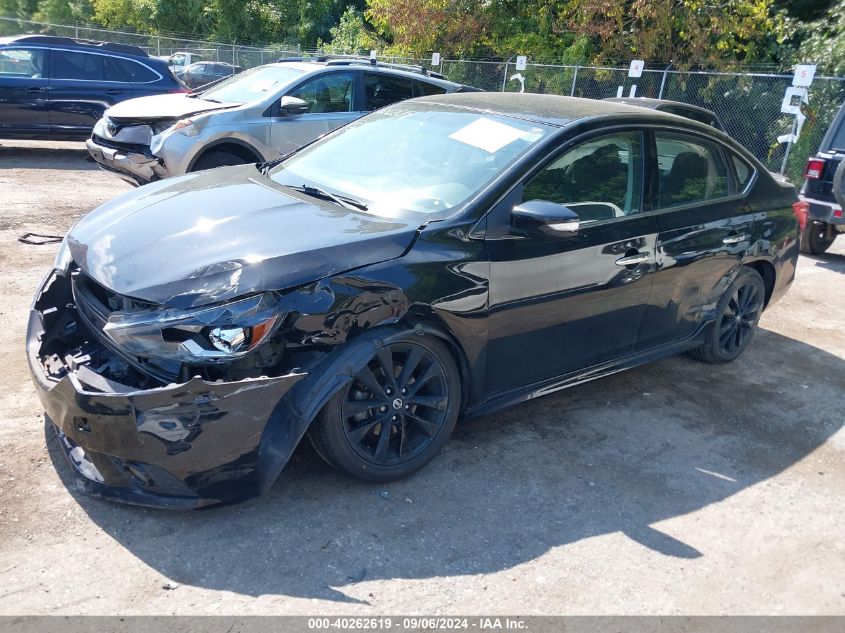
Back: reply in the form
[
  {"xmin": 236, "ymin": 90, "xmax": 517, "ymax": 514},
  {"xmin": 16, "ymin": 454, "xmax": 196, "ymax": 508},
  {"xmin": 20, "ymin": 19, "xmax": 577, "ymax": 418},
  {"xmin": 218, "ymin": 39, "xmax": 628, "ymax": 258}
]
[
  {"xmin": 417, "ymin": 80, "xmax": 448, "ymax": 96},
  {"xmin": 654, "ymin": 133, "xmax": 729, "ymax": 209},
  {"xmin": 364, "ymin": 73, "xmax": 416, "ymax": 110},
  {"xmin": 110, "ymin": 57, "xmax": 158, "ymax": 83},
  {"xmin": 52, "ymin": 50, "xmax": 112, "ymax": 81}
]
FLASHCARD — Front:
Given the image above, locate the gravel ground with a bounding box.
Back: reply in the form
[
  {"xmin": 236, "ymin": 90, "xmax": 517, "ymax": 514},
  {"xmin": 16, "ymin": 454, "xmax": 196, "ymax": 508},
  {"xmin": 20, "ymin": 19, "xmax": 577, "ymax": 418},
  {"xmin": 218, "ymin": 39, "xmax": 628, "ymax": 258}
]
[{"xmin": 0, "ymin": 141, "xmax": 843, "ymax": 615}]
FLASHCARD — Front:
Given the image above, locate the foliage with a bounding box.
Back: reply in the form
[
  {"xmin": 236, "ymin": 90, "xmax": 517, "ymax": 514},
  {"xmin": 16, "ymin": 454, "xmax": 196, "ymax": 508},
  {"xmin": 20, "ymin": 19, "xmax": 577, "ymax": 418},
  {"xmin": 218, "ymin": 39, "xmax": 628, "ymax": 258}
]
[
  {"xmin": 558, "ymin": 0, "xmax": 789, "ymax": 68},
  {"xmin": 320, "ymin": 6, "xmax": 383, "ymax": 53}
]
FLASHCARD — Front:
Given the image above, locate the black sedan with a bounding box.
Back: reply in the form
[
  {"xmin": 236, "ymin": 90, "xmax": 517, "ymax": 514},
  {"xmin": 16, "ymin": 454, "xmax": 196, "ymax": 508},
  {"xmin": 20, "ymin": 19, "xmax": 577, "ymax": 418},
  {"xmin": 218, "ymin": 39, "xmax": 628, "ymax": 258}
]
[{"xmin": 27, "ymin": 93, "xmax": 801, "ymax": 508}]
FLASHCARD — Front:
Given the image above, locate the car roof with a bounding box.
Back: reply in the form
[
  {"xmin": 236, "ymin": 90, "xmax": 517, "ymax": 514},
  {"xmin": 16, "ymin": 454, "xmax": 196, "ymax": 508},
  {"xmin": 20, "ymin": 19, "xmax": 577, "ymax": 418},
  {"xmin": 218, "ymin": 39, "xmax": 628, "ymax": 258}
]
[
  {"xmin": 412, "ymin": 92, "xmax": 674, "ymax": 127},
  {"xmin": 0, "ymin": 34, "xmax": 149, "ymax": 59},
  {"xmin": 604, "ymin": 97, "xmax": 718, "ymax": 118},
  {"xmin": 272, "ymin": 59, "xmax": 463, "ymax": 88}
]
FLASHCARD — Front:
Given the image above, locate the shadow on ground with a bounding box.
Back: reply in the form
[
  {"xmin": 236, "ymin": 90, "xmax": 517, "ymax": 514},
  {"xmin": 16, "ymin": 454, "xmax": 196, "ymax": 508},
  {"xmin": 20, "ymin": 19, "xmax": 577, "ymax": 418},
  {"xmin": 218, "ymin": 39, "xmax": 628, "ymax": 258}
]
[
  {"xmin": 46, "ymin": 329, "xmax": 844, "ymax": 603},
  {"xmin": 805, "ymin": 248, "xmax": 845, "ymax": 274},
  {"xmin": 0, "ymin": 143, "xmax": 94, "ymax": 170}
]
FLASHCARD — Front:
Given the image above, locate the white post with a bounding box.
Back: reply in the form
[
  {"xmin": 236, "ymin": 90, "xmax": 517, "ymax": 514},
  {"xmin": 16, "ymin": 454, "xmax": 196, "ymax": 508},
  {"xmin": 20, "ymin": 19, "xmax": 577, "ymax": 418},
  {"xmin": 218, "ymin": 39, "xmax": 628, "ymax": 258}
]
[{"xmin": 570, "ymin": 65, "xmax": 579, "ymax": 96}]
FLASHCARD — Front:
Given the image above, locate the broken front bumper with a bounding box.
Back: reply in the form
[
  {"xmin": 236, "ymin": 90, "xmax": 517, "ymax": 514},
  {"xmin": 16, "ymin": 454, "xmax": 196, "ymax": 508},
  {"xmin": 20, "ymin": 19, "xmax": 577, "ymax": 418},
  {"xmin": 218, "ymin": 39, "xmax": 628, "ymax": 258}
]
[
  {"xmin": 26, "ymin": 271, "xmax": 306, "ymax": 509},
  {"xmin": 86, "ymin": 137, "xmax": 167, "ymax": 187}
]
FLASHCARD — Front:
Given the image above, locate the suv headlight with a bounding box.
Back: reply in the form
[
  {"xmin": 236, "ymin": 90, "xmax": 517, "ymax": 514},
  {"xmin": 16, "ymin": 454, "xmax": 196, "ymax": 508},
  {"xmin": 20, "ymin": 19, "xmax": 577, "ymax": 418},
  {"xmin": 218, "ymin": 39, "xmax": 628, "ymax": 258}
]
[
  {"xmin": 54, "ymin": 237, "xmax": 73, "ymax": 275},
  {"xmin": 150, "ymin": 118, "xmax": 197, "ymax": 154},
  {"xmin": 101, "ymin": 292, "xmax": 282, "ymax": 363}
]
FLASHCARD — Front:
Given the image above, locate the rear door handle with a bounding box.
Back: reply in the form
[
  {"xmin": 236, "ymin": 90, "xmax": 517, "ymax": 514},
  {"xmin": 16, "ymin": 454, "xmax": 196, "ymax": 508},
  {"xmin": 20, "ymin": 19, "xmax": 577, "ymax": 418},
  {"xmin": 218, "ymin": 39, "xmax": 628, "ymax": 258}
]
[
  {"xmin": 26, "ymin": 86, "xmax": 44, "ymax": 93},
  {"xmin": 615, "ymin": 252, "xmax": 650, "ymax": 266},
  {"xmin": 722, "ymin": 233, "xmax": 749, "ymax": 245},
  {"xmin": 105, "ymin": 89, "xmax": 123, "ymax": 95}
]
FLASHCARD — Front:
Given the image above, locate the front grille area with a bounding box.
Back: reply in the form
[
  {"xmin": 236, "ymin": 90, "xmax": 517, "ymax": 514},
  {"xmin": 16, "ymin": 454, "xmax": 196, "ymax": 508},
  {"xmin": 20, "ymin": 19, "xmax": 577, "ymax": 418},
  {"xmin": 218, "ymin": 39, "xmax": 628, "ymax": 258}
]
[{"xmin": 91, "ymin": 134, "xmax": 151, "ymax": 155}]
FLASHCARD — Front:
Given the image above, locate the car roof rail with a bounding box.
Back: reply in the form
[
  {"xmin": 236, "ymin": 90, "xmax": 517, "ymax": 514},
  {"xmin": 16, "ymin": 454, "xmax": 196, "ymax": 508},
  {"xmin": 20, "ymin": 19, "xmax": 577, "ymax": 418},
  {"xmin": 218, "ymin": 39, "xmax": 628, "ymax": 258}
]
[
  {"xmin": 323, "ymin": 57, "xmax": 446, "ymax": 80},
  {"xmin": 8, "ymin": 34, "xmax": 149, "ymax": 57}
]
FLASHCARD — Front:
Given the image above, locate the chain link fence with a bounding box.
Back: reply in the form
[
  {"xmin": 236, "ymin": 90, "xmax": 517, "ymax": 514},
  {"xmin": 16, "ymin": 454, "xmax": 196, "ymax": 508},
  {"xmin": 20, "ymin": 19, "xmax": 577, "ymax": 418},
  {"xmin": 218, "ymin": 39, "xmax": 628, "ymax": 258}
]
[{"xmin": 3, "ymin": 15, "xmax": 845, "ymax": 182}]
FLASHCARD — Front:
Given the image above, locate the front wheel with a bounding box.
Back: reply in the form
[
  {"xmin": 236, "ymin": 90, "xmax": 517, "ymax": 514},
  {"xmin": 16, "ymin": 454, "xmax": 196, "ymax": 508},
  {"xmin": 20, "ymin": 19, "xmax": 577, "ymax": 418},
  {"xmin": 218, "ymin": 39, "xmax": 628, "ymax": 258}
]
[
  {"xmin": 308, "ymin": 335, "xmax": 461, "ymax": 482},
  {"xmin": 689, "ymin": 267, "xmax": 765, "ymax": 364},
  {"xmin": 192, "ymin": 150, "xmax": 249, "ymax": 172},
  {"xmin": 799, "ymin": 221, "xmax": 835, "ymax": 255}
]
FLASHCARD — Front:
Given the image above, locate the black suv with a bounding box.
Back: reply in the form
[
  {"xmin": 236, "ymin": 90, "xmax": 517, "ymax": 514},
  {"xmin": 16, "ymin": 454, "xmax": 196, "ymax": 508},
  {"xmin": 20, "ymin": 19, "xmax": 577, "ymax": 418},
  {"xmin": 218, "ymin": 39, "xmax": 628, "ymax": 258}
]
[
  {"xmin": 799, "ymin": 101, "xmax": 845, "ymax": 254},
  {"xmin": 0, "ymin": 35, "xmax": 185, "ymax": 141}
]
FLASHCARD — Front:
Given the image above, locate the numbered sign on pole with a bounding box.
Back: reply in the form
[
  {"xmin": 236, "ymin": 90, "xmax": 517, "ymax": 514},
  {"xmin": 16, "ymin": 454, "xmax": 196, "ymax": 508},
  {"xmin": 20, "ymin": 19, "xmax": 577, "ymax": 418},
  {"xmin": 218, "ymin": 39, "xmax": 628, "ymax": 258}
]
[
  {"xmin": 515, "ymin": 56, "xmax": 527, "ymax": 71},
  {"xmin": 431, "ymin": 52, "xmax": 441, "ymax": 67},
  {"xmin": 628, "ymin": 60, "xmax": 644, "ymax": 78},
  {"xmin": 792, "ymin": 64, "xmax": 816, "ymax": 88}
]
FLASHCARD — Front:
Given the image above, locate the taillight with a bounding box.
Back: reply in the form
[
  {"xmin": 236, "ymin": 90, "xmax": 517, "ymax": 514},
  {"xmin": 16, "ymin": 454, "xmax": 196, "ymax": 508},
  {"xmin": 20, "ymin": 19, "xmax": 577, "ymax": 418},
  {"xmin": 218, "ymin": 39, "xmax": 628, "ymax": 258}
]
[
  {"xmin": 792, "ymin": 200, "xmax": 809, "ymax": 231},
  {"xmin": 804, "ymin": 158, "xmax": 826, "ymax": 180}
]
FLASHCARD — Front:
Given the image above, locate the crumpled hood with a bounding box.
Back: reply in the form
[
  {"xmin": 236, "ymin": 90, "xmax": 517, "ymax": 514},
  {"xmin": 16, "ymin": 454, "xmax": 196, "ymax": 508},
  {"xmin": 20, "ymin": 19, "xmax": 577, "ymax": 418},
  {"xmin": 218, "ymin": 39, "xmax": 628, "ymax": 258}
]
[
  {"xmin": 105, "ymin": 93, "xmax": 234, "ymax": 123},
  {"xmin": 66, "ymin": 165, "xmax": 421, "ymax": 308}
]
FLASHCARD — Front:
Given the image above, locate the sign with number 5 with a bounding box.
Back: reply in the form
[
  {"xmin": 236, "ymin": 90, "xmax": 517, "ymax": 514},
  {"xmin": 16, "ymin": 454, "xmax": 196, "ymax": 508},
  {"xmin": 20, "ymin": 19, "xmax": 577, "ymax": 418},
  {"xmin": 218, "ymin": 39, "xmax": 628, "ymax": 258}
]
[{"xmin": 793, "ymin": 64, "xmax": 816, "ymax": 88}]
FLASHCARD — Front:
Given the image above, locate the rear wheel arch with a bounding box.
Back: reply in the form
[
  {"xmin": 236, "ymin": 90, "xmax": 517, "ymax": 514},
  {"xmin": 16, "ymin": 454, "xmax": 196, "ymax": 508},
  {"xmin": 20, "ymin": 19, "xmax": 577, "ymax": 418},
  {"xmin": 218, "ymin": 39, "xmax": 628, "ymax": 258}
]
[{"xmin": 743, "ymin": 260, "xmax": 776, "ymax": 308}]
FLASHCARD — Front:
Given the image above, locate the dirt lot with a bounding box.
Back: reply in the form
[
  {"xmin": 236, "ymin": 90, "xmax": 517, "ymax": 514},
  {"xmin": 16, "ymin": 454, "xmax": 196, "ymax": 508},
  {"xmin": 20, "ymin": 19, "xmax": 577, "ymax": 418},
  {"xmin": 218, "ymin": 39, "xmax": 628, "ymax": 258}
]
[{"xmin": 0, "ymin": 141, "xmax": 843, "ymax": 615}]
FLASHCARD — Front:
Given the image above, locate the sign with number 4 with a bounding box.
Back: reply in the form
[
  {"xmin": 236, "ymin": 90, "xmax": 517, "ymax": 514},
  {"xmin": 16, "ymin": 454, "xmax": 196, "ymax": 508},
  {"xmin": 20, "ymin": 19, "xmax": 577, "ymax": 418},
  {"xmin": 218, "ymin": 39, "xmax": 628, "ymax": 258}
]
[
  {"xmin": 515, "ymin": 56, "xmax": 527, "ymax": 71},
  {"xmin": 431, "ymin": 53, "xmax": 441, "ymax": 67}
]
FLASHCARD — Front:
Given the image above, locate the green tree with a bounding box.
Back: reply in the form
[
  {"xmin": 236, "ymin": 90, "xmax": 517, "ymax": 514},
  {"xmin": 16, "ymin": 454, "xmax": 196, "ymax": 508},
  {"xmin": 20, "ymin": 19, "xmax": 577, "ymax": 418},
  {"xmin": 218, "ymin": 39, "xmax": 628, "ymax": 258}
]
[{"xmin": 321, "ymin": 6, "xmax": 382, "ymax": 53}]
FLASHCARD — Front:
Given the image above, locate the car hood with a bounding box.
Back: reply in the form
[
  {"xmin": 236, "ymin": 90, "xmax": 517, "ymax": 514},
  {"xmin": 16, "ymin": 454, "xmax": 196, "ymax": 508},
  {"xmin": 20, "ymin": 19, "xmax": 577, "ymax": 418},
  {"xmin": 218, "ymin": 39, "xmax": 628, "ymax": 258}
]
[
  {"xmin": 66, "ymin": 166, "xmax": 422, "ymax": 308},
  {"xmin": 105, "ymin": 93, "xmax": 235, "ymax": 123}
]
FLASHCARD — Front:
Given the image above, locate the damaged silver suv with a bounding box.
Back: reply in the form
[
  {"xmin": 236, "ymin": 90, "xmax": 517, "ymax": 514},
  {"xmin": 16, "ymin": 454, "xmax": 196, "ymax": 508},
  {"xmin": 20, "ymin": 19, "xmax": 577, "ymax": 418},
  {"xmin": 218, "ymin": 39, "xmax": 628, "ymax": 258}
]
[
  {"xmin": 86, "ymin": 57, "xmax": 477, "ymax": 186},
  {"xmin": 29, "ymin": 94, "xmax": 799, "ymax": 509}
]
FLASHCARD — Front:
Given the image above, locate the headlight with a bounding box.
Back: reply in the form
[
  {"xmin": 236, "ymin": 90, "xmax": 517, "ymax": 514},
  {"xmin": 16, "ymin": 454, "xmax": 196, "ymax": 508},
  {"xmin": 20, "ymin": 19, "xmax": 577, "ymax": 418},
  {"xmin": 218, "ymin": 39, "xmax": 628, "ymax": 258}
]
[
  {"xmin": 54, "ymin": 237, "xmax": 73, "ymax": 275},
  {"xmin": 101, "ymin": 292, "xmax": 282, "ymax": 363},
  {"xmin": 150, "ymin": 119, "xmax": 197, "ymax": 154}
]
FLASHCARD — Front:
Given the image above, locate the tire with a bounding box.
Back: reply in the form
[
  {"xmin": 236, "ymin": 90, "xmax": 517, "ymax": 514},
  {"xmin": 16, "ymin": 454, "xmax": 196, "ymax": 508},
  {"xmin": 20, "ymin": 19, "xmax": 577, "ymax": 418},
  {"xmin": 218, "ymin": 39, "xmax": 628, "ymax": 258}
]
[
  {"xmin": 192, "ymin": 150, "xmax": 250, "ymax": 171},
  {"xmin": 308, "ymin": 334, "xmax": 461, "ymax": 482},
  {"xmin": 799, "ymin": 221, "xmax": 835, "ymax": 255},
  {"xmin": 689, "ymin": 267, "xmax": 765, "ymax": 364}
]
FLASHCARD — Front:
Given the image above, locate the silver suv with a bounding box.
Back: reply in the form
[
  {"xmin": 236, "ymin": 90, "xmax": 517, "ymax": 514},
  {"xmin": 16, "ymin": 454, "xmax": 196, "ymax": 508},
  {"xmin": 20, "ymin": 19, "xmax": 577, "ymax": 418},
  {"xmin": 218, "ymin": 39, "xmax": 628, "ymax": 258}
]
[{"xmin": 86, "ymin": 58, "xmax": 479, "ymax": 186}]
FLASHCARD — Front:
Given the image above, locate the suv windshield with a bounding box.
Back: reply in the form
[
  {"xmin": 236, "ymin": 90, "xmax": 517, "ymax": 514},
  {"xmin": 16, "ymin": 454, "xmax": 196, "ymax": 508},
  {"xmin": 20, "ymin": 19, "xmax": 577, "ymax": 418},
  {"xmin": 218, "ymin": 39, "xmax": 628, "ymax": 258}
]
[
  {"xmin": 271, "ymin": 104, "xmax": 553, "ymax": 216},
  {"xmin": 198, "ymin": 65, "xmax": 304, "ymax": 104}
]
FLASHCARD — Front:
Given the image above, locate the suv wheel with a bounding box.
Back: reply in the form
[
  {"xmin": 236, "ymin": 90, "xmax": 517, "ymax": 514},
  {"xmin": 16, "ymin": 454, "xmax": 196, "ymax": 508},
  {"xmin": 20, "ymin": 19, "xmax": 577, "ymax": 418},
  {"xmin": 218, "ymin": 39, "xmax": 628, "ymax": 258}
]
[
  {"xmin": 308, "ymin": 335, "xmax": 461, "ymax": 482},
  {"xmin": 192, "ymin": 150, "xmax": 249, "ymax": 171},
  {"xmin": 800, "ymin": 221, "xmax": 835, "ymax": 255},
  {"xmin": 689, "ymin": 267, "xmax": 765, "ymax": 364}
]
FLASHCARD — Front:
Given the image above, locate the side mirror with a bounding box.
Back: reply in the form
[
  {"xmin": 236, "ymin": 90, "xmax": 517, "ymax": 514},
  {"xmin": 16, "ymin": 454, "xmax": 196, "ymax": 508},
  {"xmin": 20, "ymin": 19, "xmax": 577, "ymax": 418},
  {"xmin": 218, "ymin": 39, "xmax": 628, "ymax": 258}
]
[
  {"xmin": 279, "ymin": 96, "xmax": 309, "ymax": 116},
  {"xmin": 511, "ymin": 200, "xmax": 580, "ymax": 237}
]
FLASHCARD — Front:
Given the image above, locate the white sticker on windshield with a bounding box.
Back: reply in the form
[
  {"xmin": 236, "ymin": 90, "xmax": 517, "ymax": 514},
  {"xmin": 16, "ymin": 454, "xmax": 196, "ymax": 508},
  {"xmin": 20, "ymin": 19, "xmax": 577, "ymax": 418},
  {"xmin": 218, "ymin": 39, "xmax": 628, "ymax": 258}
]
[
  {"xmin": 449, "ymin": 117, "xmax": 528, "ymax": 153},
  {"xmin": 248, "ymin": 79, "xmax": 276, "ymax": 93}
]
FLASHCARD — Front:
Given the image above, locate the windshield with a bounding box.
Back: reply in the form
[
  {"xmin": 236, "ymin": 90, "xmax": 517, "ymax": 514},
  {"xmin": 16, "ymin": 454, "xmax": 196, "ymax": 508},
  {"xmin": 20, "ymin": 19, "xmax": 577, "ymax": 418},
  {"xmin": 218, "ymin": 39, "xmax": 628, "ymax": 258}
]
[
  {"xmin": 270, "ymin": 104, "xmax": 553, "ymax": 216},
  {"xmin": 198, "ymin": 65, "xmax": 304, "ymax": 104}
]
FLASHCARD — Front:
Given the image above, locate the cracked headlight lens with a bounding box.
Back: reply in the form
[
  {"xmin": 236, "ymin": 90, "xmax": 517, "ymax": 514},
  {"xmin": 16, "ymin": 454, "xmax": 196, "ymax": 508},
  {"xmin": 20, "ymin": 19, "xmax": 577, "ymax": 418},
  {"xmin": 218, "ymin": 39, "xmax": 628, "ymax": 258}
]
[
  {"xmin": 101, "ymin": 292, "xmax": 282, "ymax": 363},
  {"xmin": 54, "ymin": 237, "xmax": 73, "ymax": 275}
]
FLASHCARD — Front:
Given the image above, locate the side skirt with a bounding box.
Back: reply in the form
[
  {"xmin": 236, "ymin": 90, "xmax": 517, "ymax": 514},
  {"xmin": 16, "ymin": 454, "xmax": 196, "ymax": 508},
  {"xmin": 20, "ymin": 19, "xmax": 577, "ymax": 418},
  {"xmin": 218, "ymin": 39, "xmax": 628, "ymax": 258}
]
[{"xmin": 464, "ymin": 324, "xmax": 709, "ymax": 419}]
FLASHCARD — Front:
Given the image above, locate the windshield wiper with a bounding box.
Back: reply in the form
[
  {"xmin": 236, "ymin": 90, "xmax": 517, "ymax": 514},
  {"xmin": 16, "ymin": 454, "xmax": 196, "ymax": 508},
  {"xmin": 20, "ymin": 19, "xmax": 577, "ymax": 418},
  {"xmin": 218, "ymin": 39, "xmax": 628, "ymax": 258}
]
[{"xmin": 287, "ymin": 184, "xmax": 368, "ymax": 212}]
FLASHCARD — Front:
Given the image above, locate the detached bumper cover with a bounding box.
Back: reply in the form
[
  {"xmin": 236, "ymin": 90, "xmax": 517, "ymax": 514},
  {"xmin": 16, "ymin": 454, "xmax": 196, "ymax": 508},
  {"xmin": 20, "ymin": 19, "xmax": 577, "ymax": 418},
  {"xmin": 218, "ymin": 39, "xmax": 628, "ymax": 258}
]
[
  {"xmin": 27, "ymin": 272, "xmax": 306, "ymax": 509},
  {"xmin": 86, "ymin": 137, "xmax": 168, "ymax": 186}
]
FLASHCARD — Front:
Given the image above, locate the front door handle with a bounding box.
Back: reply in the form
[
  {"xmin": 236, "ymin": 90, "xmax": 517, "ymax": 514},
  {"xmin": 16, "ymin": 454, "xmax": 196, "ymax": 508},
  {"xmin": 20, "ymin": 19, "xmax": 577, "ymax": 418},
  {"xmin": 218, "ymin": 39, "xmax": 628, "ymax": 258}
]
[
  {"xmin": 615, "ymin": 252, "xmax": 650, "ymax": 266},
  {"xmin": 722, "ymin": 233, "xmax": 749, "ymax": 245},
  {"xmin": 105, "ymin": 88, "xmax": 123, "ymax": 95},
  {"xmin": 26, "ymin": 86, "xmax": 44, "ymax": 93}
]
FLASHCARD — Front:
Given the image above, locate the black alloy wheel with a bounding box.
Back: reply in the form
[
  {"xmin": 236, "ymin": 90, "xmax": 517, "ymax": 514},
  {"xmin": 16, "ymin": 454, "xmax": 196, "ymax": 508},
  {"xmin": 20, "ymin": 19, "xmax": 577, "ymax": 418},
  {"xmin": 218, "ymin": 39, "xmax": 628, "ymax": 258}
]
[{"xmin": 309, "ymin": 335, "xmax": 461, "ymax": 481}]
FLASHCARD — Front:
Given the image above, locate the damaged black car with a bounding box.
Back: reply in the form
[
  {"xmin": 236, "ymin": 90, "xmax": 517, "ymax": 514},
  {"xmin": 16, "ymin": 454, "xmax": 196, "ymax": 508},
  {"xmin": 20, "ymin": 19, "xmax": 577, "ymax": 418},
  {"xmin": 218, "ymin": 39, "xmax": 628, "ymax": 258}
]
[{"xmin": 27, "ymin": 93, "xmax": 801, "ymax": 509}]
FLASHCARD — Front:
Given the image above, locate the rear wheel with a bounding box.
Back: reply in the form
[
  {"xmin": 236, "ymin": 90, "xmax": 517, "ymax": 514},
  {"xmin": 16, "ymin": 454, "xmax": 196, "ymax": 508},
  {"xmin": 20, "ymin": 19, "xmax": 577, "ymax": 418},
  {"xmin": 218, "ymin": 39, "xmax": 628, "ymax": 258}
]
[
  {"xmin": 799, "ymin": 221, "xmax": 835, "ymax": 255},
  {"xmin": 689, "ymin": 267, "xmax": 765, "ymax": 364},
  {"xmin": 192, "ymin": 150, "xmax": 250, "ymax": 171},
  {"xmin": 308, "ymin": 335, "xmax": 461, "ymax": 482}
]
